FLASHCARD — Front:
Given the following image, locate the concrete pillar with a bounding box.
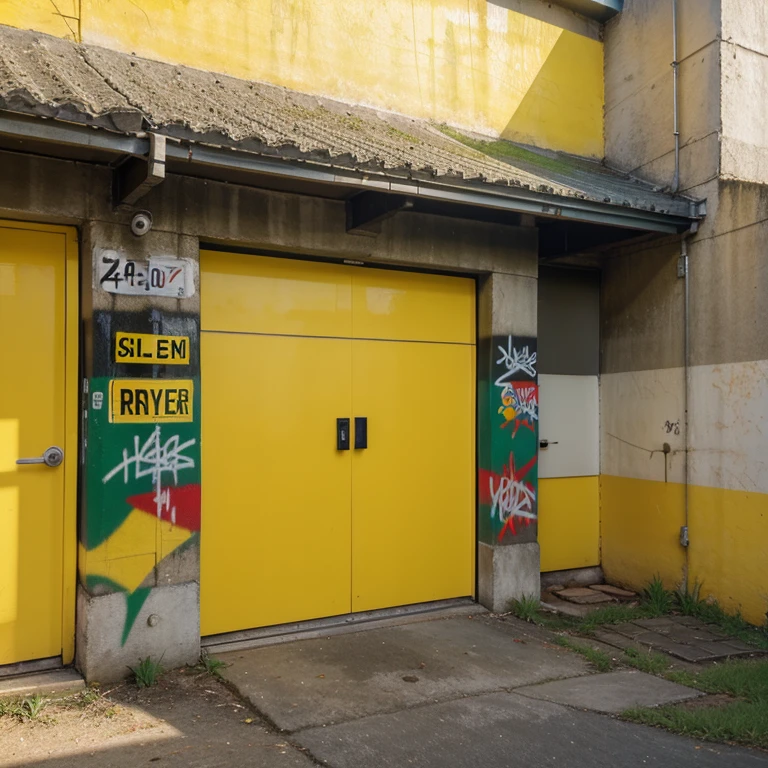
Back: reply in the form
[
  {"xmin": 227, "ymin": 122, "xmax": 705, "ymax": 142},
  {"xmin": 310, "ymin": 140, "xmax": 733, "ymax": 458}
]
[
  {"xmin": 76, "ymin": 221, "xmax": 201, "ymax": 682},
  {"xmin": 477, "ymin": 270, "xmax": 541, "ymax": 613}
]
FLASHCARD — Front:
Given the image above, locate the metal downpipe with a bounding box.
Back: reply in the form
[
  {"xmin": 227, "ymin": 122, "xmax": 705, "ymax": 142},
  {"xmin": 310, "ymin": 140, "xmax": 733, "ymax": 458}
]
[
  {"xmin": 681, "ymin": 232, "xmax": 691, "ymax": 589},
  {"xmin": 672, "ymin": 0, "xmax": 681, "ymax": 193}
]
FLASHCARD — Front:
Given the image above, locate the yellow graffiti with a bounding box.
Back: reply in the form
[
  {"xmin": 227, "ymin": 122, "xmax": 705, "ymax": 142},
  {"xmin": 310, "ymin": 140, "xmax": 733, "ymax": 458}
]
[{"xmin": 80, "ymin": 508, "xmax": 195, "ymax": 593}]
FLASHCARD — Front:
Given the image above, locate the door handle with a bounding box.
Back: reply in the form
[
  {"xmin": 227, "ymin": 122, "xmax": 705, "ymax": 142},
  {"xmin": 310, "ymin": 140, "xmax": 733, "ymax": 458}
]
[
  {"xmin": 355, "ymin": 417, "xmax": 368, "ymax": 449},
  {"xmin": 539, "ymin": 439, "xmax": 559, "ymax": 449},
  {"xmin": 16, "ymin": 446, "xmax": 64, "ymax": 467},
  {"xmin": 337, "ymin": 418, "xmax": 350, "ymax": 450}
]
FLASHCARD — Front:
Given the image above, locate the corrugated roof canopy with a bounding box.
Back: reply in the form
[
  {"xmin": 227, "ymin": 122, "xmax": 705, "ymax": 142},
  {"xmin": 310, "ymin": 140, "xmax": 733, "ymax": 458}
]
[{"xmin": 0, "ymin": 24, "xmax": 698, "ymax": 231}]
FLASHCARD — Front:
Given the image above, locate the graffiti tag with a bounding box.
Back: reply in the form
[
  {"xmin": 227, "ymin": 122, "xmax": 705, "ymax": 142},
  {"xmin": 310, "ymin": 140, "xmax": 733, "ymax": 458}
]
[
  {"xmin": 499, "ymin": 382, "xmax": 538, "ymax": 437},
  {"xmin": 664, "ymin": 420, "xmax": 681, "ymax": 435},
  {"xmin": 102, "ymin": 425, "xmax": 196, "ymax": 523},
  {"xmin": 489, "ymin": 474, "xmax": 536, "ymax": 522},
  {"xmin": 494, "ymin": 336, "xmax": 537, "ymax": 386}
]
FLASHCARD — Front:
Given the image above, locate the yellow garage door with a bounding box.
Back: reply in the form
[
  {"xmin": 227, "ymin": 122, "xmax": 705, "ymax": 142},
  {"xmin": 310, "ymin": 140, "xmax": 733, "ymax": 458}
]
[
  {"xmin": 0, "ymin": 222, "xmax": 77, "ymax": 667},
  {"xmin": 200, "ymin": 252, "xmax": 475, "ymax": 635}
]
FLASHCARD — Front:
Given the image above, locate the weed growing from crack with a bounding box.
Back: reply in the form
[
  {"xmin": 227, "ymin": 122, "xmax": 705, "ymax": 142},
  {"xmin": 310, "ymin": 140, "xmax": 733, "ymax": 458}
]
[
  {"xmin": 555, "ymin": 636, "xmax": 615, "ymax": 672},
  {"xmin": 199, "ymin": 651, "xmax": 228, "ymax": 678},
  {"xmin": 129, "ymin": 656, "xmax": 163, "ymax": 688},
  {"xmin": 643, "ymin": 574, "xmax": 674, "ymax": 616},
  {"xmin": 508, "ymin": 595, "xmax": 541, "ymax": 623},
  {"xmin": 622, "ymin": 647, "xmax": 671, "ymax": 675}
]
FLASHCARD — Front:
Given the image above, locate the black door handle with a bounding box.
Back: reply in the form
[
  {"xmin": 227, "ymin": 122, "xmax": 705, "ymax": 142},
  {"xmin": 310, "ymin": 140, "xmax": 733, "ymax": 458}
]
[
  {"xmin": 355, "ymin": 417, "xmax": 368, "ymax": 449},
  {"xmin": 337, "ymin": 418, "xmax": 350, "ymax": 450}
]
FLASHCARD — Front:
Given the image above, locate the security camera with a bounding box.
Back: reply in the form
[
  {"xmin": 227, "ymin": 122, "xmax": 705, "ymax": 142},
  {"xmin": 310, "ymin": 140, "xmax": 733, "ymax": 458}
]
[{"xmin": 130, "ymin": 211, "xmax": 153, "ymax": 237}]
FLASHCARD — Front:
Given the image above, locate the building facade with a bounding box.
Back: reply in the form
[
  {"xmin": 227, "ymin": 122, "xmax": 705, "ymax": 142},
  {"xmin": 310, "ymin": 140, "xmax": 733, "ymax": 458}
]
[{"xmin": 0, "ymin": 0, "xmax": 761, "ymax": 683}]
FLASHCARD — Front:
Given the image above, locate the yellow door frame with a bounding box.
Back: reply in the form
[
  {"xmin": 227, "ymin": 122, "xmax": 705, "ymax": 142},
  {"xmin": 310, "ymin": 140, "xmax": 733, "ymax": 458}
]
[{"xmin": 1, "ymin": 219, "xmax": 79, "ymax": 665}]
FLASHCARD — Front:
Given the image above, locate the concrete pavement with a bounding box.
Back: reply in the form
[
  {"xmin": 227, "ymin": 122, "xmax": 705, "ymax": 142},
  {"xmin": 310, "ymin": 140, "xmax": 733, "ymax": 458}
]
[{"xmin": 217, "ymin": 613, "xmax": 768, "ymax": 767}]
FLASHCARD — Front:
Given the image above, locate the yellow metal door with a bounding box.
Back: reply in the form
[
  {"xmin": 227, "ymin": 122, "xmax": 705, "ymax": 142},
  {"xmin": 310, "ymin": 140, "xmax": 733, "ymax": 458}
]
[
  {"xmin": 0, "ymin": 223, "xmax": 77, "ymax": 666},
  {"xmin": 351, "ymin": 340, "xmax": 475, "ymax": 611},
  {"xmin": 200, "ymin": 253, "xmax": 475, "ymax": 633},
  {"xmin": 200, "ymin": 253, "xmax": 353, "ymax": 635},
  {"xmin": 350, "ymin": 268, "xmax": 475, "ymax": 612}
]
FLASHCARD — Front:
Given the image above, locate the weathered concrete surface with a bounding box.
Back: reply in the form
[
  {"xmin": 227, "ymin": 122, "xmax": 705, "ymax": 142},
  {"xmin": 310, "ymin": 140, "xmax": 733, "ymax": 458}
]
[
  {"xmin": 478, "ymin": 542, "xmax": 542, "ymax": 612},
  {"xmin": 76, "ymin": 583, "xmax": 200, "ymax": 684},
  {"xmin": 516, "ymin": 669, "xmax": 702, "ymax": 713},
  {"xmin": 219, "ymin": 615, "xmax": 588, "ymax": 732},
  {"xmin": 721, "ymin": 0, "xmax": 768, "ymax": 185},
  {"xmin": 604, "ymin": 0, "xmax": 721, "ymax": 192},
  {"xmin": 293, "ymin": 691, "xmax": 764, "ymax": 768},
  {"xmin": 0, "ymin": 669, "xmax": 84, "ymax": 697},
  {"xmin": 0, "ymin": 669, "xmax": 313, "ymax": 768}
]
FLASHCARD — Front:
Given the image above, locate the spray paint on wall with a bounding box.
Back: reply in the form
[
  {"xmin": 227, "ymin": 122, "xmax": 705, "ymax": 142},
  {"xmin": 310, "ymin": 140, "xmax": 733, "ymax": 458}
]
[
  {"xmin": 81, "ymin": 310, "xmax": 201, "ymax": 645},
  {"xmin": 479, "ymin": 335, "xmax": 538, "ymax": 543}
]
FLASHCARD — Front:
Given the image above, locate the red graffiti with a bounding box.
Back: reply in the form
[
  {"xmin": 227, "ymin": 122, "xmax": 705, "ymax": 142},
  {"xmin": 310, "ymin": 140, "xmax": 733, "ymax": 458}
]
[
  {"xmin": 479, "ymin": 452, "xmax": 537, "ymax": 542},
  {"xmin": 128, "ymin": 483, "xmax": 201, "ymax": 531}
]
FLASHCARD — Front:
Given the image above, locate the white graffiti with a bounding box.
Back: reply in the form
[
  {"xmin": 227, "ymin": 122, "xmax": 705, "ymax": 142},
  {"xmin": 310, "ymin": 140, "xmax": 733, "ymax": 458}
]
[
  {"xmin": 102, "ymin": 426, "xmax": 196, "ymax": 523},
  {"xmin": 495, "ymin": 337, "xmax": 536, "ymax": 386},
  {"xmin": 489, "ymin": 475, "xmax": 536, "ymax": 522}
]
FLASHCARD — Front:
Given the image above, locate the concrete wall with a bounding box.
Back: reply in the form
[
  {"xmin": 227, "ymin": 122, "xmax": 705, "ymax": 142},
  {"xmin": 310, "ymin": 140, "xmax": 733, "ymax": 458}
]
[
  {"xmin": 0, "ymin": 148, "xmax": 540, "ymax": 676},
  {"xmin": 602, "ymin": 0, "xmax": 768, "ymax": 625},
  {"xmin": 604, "ymin": 0, "xmax": 721, "ymax": 194},
  {"xmin": 721, "ymin": 0, "xmax": 768, "ymax": 184},
  {"xmin": 0, "ymin": 0, "xmax": 604, "ymax": 157}
]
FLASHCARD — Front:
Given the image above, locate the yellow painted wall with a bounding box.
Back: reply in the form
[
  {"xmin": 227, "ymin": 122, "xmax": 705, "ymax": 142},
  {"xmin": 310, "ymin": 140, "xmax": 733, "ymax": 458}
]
[
  {"xmin": 539, "ymin": 476, "xmax": 600, "ymax": 572},
  {"xmin": 601, "ymin": 475, "xmax": 686, "ymax": 591},
  {"xmin": 688, "ymin": 484, "xmax": 768, "ymax": 626},
  {"xmin": 601, "ymin": 475, "xmax": 768, "ymax": 626},
  {"xmin": 1, "ymin": 0, "xmax": 604, "ymax": 157},
  {"xmin": 2, "ymin": 0, "xmax": 79, "ymax": 39}
]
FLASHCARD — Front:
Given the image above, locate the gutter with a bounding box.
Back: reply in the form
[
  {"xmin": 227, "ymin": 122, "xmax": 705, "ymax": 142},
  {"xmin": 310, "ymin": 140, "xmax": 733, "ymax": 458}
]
[{"xmin": 0, "ymin": 111, "xmax": 703, "ymax": 234}]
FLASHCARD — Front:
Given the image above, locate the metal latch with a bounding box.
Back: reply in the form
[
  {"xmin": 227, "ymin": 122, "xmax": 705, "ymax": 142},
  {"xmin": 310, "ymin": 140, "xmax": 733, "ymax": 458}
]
[
  {"xmin": 539, "ymin": 439, "xmax": 559, "ymax": 449},
  {"xmin": 16, "ymin": 446, "xmax": 64, "ymax": 467}
]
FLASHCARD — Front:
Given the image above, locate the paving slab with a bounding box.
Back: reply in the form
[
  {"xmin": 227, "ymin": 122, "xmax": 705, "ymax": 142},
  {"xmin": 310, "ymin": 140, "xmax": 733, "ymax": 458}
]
[
  {"xmin": 590, "ymin": 584, "xmax": 637, "ymax": 598},
  {"xmin": 294, "ymin": 691, "xmax": 766, "ymax": 768},
  {"xmin": 219, "ymin": 615, "xmax": 589, "ymax": 731},
  {"xmin": 556, "ymin": 587, "xmax": 614, "ymax": 605},
  {"xmin": 566, "ymin": 592, "xmax": 615, "ymax": 605},
  {"xmin": 515, "ymin": 669, "xmax": 702, "ymax": 714}
]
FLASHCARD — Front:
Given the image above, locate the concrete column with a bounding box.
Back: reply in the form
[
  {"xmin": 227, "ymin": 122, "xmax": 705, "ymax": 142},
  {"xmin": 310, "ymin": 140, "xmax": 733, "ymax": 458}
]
[
  {"xmin": 76, "ymin": 221, "xmax": 201, "ymax": 682},
  {"xmin": 477, "ymin": 270, "xmax": 541, "ymax": 613}
]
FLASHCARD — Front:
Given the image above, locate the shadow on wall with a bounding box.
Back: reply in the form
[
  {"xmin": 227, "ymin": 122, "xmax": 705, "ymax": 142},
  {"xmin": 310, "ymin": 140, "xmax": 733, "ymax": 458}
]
[{"xmin": 501, "ymin": 30, "xmax": 604, "ymax": 158}]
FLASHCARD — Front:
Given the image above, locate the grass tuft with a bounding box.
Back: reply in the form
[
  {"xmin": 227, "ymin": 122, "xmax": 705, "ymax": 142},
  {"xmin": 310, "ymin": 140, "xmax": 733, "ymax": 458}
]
[
  {"xmin": 0, "ymin": 694, "xmax": 48, "ymax": 721},
  {"xmin": 624, "ymin": 659, "xmax": 768, "ymax": 750},
  {"xmin": 129, "ymin": 656, "xmax": 163, "ymax": 688},
  {"xmin": 508, "ymin": 595, "xmax": 541, "ymax": 623},
  {"xmin": 555, "ymin": 636, "xmax": 615, "ymax": 672},
  {"xmin": 642, "ymin": 574, "xmax": 674, "ymax": 617},
  {"xmin": 199, "ymin": 651, "xmax": 228, "ymax": 678},
  {"xmin": 675, "ymin": 580, "xmax": 703, "ymax": 615},
  {"xmin": 622, "ymin": 647, "xmax": 671, "ymax": 675}
]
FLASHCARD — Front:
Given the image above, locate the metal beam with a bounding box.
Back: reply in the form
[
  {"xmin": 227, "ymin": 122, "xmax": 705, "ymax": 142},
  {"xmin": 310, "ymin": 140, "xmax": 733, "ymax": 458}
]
[
  {"xmin": 0, "ymin": 111, "xmax": 699, "ymax": 234},
  {"xmin": 167, "ymin": 142, "xmax": 697, "ymax": 234},
  {"xmin": 0, "ymin": 111, "xmax": 147, "ymax": 157},
  {"xmin": 549, "ymin": 0, "xmax": 623, "ymax": 22},
  {"xmin": 113, "ymin": 133, "xmax": 166, "ymax": 207},
  {"xmin": 346, "ymin": 192, "xmax": 414, "ymax": 236}
]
